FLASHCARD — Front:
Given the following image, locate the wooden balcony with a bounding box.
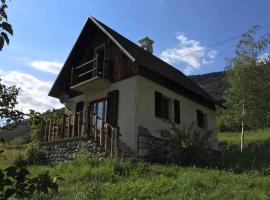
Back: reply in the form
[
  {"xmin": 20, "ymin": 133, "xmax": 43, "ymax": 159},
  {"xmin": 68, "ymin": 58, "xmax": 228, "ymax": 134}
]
[
  {"xmin": 70, "ymin": 57, "xmax": 111, "ymax": 93},
  {"xmin": 40, "ymin": 108, "xmax": 119, "ymax": 157}
]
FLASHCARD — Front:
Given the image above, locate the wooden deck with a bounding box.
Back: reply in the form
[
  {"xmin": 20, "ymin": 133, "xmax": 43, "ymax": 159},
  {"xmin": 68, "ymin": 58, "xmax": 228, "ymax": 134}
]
[{"xmin": 40, "ymin": 109, "xmax": 119, "ymax": 157}]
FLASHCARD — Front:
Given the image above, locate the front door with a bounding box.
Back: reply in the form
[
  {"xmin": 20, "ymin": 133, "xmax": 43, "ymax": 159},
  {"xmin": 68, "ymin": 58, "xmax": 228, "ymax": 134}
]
[{"xmin": 89, "ymin": 98, "xmax": 107, "ymax": 135}]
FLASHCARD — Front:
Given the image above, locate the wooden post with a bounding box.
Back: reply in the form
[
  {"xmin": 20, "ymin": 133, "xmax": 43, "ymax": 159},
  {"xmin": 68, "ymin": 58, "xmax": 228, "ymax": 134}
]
[
  {"xmin": 61, "ymin": 115, "xmax": 66, "ymax": 139},
  {"xmin": 78, "ymin": 112, "xmax": 81, "ymax": 137},
  {"xmin": 72, "ymin": 114, "xmax": 76, "ymax": 138},
  {"xmin": 100, "ymin": 121, "xmax": 104, "ymax": 147},
  {"xmin": 85, "ymin": 107, "xmax": 90, "ymax": 137},
  {"xmin": 67, "ymin": 115, "xmax": 71, "ymax": 138},
  {"xmin": 114, "ymin": 127, "xmax": 119, "ymax": 158},
  {"xmin": 110, "ymin": 128, "xmax": 114, "ymax": 158},
  {"xmin": 56, "ymin": 117, "xmax": 60, "ymax": 140},
  {"xmin": 104, "ymin": 123, "xmax": 108, "ymax": 151},
  {"xmin": 94, "ymin": 115, "xmax": 97, "ymax": 141}
]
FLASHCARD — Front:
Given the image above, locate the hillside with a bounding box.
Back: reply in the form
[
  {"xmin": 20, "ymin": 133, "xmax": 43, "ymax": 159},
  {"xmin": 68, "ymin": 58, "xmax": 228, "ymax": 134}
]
[{"xmin": 189, "ymin": 71, "xmax": 226, "ymax": 101}]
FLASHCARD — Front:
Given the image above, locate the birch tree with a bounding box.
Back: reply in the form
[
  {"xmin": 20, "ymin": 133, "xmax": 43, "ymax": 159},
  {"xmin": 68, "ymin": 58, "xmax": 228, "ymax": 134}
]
[{"xmin": 225, "ymin": 25, "xmax": 270, "ymax": 152}]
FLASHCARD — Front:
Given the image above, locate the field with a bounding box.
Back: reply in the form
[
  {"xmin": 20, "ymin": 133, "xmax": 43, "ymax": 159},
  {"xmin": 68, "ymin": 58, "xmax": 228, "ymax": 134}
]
[{"xmin": 1, "ymin": 129, "xmax": 270, "ymax": 200}]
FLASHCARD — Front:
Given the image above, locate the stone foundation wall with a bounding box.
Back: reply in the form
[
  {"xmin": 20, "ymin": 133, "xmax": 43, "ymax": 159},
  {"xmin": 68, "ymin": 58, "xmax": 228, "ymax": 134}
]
[
  {"xmin": 137, "ymin": 127, "xmax": 170, "ymax": 162},
  {"xmin": 40, "ymin": 138, "xmax": 108, "ymax": 164}
]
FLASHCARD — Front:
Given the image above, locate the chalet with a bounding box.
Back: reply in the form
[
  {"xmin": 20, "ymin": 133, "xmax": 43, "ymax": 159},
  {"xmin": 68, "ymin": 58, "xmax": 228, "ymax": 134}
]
[{"xmin": 43, "ymin": 17, "xmax": 220, "ymax": 159}]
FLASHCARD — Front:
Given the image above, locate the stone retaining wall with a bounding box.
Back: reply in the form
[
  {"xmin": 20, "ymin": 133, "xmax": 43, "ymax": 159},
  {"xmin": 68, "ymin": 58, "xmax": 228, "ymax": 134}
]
[
  {"xmin": 40, "ymin": 137, "xmax": 108, "ymax": 164},
  {"xmin": 137, "ymin": 127, "xmax": 170, "ymax": 162}
]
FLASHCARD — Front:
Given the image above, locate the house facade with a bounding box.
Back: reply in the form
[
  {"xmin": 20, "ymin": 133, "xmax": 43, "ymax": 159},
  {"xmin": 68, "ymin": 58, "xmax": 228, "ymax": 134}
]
[{"xmin": 45, "ymin": 17, "xmax": 220, "ymax": 157}]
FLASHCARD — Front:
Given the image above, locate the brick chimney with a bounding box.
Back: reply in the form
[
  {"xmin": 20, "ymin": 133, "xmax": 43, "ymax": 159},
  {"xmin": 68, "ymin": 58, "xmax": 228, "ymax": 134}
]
[{"xmin": 138, "ymin": 37, "xmax": 154, "ymax": 54}]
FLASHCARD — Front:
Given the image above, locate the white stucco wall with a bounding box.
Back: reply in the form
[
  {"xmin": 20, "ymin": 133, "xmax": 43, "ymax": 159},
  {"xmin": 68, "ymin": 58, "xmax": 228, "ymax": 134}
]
[
  {"xmin": 65, "ymin": 76, "xmax": 138, "ymax": 151},
  {"xmin": 64, "ymin": 75, "xmax": 218, "ymax": 152},
  {"xmin": 136, "ymin": 76, "xmax": 217, "ymax": 150}
]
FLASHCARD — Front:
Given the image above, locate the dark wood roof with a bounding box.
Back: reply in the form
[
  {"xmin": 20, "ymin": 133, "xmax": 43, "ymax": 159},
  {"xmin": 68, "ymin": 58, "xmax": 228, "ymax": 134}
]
[{"xmin": 49, "ymin": 16, "xmax": 220, "ymax": 107}]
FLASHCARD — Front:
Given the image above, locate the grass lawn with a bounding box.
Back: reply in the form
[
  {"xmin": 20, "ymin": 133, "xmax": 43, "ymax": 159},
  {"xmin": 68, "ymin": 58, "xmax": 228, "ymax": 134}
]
[
  {"xmin": 218, "ymin": 128, "xmax": 270, "ymax": 145},
  {"xmin": 0, "ymin": 129, "xmax": 270, "ymax": 200}
]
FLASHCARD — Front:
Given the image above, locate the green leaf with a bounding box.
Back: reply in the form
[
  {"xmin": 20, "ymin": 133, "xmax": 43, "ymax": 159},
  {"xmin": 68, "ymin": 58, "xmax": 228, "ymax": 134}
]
[
  {"xmin": 1, "ymin": 22, "xmax": 13, "ymax": 35},
  {"xmin": 4, "ymin": 166, "xmax": 17, "ymax": 177},
  {"xmin": 1, "ymin": 31, "xmax": 9, "ymax": 44},
  {"xmin": 4, "ymin": 188, "xmax": 16, "ymax": 198}
]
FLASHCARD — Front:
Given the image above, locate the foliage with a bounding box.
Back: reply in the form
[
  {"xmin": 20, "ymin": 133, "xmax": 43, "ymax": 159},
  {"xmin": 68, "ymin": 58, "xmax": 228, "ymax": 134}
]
[
  {"xmin": 0, "ymin": 0, "xmax": 12, "ymax": 51},
  {"xmin": 160, "ymin": 123, "xmax": 212, "ymax": 163},
  {"xmin": 0, "ymin": 166, "xmax": 60, "ymax": 199},
  {"xmin": 27, "ymin": 110, "xmax": 44, "ymax": 142},
  {"xmin": 24, "ymin": 142, "xmax": 46, "ymax": 164},
  {"xmin": 224, "ymin": 25, "xmax": 270, "ymax": 151},
  {"xmin": 0, "ymin": 79, "xmax": 24, "ymax": 129},
  {"xmin": 224, "ymin": 25, "xmax": 270, "ymax": 128}
]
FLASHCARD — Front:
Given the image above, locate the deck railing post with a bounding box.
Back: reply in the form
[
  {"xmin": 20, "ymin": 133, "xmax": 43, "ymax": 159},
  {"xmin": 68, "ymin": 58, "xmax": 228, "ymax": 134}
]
[
  {"xmin": 72, "ymin": 114, "xmax": 76, "ymax": 138},
  {"xmin": 114, "ymin": 127, "xmax": 120, "ymax": 158},
  {"xmin": 61, "ymin": 115, "xmax": 66, "ymax": 139},
  {"xmin": 104, "ymin": 123, "xmax": 108, "ymax": 151},
  {"xmin": 94, "ymin": 115, "xmax": 97, "ymax": 141},
  {"xmin": 110, "ymin": 127, "xmax": 114, "ymax": 158}
]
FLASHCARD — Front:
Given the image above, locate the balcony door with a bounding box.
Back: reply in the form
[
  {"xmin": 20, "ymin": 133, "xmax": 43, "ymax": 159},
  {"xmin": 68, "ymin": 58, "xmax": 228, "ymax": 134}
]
[{"xmin": 90, "ymin": 98, "xmax": 107, "ymax": 135}]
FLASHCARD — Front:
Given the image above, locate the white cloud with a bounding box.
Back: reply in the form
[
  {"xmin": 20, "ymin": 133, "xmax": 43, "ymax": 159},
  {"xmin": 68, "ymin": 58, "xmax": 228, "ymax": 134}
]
[
  {"xmin": 160, "ymin": 33, "xmax": 217, "ymax": 74},
  {"xmin": 258, "ymin": 53, "xmax": 270, "ymax": 63},
  {"xmin": 0, "ymin": 70, "xmax": 63, "ymax": 113},
  {"xmin": 30, "ymin": 60, "xmax": 63, "ymax": 74}
]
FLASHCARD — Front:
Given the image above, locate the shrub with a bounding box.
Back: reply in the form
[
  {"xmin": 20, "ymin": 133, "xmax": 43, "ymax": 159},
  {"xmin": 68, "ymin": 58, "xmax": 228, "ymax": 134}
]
[
  {"xmin": 24, "ymin": 142, "xmax": 46, "ymax": 164},
  {"xmin": 0, "ymin": 166, "xmax": 61, "ymax": 199},
  {"xmin": 14, "ymin": 154, "xmax": 27, "ymax": 168},
  {"xmin": 160, "ymin": 123, "xmax": 212, "ymax": 164}
]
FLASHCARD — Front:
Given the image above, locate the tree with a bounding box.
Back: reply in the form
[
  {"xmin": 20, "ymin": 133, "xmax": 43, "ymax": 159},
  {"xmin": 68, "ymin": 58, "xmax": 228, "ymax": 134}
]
[
  {"xmin": 0, "ymin": 79, "xmax": 24, "ymax": 129},
  {"xmin": 0, "ymin": 0, "xmax": 13, "ymax": 51},
  {"xmin": 224, "ymin": 25, "xmax": 270, "ymax": 152}
]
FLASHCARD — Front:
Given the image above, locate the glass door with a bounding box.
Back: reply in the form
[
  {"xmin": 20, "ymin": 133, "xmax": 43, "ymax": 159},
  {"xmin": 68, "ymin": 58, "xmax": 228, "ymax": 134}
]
[{"xmin": 90, "ymin": 99, "xmax": 107, "ymax": 135}]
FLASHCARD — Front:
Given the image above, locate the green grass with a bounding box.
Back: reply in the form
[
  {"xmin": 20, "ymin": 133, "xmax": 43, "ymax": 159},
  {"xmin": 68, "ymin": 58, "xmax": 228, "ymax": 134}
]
[
  {"xmin": 218, "ymin": 128, "xmax": 270, "ymax": 145},
  {"xmin": 1, "ymin": 129, "xmax": 270, "ymax": 199}
]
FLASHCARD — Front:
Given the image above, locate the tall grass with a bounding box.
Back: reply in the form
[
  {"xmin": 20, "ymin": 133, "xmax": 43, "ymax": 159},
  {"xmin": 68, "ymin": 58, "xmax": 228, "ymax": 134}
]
[{"xmin": 0, "ymin": 129, "xmax": 270, "ymax": 199}]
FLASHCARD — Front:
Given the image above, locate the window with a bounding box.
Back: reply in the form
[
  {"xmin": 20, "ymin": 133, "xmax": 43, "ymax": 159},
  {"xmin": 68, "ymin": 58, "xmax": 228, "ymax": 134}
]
[
  {"xmin": 155, "ymin": 91, "xmax": 172, "ymax": 121},
  {"xmin": 174, "ymin": 99, "xmax": 180, "ymax": 124},
  {"xmin": 197, "ymin": 110, "xmax": 207, "ymax": 128},
  {"xmin": 161, "ymin": 96, "xmax": 170, "ymax": 120}
]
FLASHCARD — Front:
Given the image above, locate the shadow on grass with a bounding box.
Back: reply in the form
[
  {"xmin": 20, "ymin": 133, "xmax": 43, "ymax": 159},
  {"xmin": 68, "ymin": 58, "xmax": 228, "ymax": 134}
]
[{"xmin": 185, "ymin": 143, "xmax": 270, "ymax": 175}]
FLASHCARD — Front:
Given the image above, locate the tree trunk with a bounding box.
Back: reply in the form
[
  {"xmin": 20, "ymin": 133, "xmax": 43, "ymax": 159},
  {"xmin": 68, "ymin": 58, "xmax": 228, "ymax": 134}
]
[
  {"xmin": 240, "ymin": 98, "xmax": 245, "ymax": 152},
  {"xmin": 240, "ymin": 118, "xmax": 244, "ymax": 152}
]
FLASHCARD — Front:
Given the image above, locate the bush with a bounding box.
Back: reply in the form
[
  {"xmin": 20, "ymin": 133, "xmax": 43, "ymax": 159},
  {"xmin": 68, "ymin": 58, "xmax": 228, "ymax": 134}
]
[
  {"xmin": 160, "ymin": 123, "xmax": 212, "ymax": 164},
  {"xmin": 14, "ymin": 154, "xmax": 28, "ymax": 168},
  {"xmin": 0, "ymin": 166, "xmax": 61, "ymax": 199},
  {"xmin": 24, "ymin": 142, "xmax": 46, "ymax": 164}
]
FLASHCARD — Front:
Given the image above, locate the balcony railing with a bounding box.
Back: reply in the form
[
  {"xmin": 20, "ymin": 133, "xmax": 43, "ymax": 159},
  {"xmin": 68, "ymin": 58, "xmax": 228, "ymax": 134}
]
[
  {"xmin": 71, "ymin": 57, "xmax": 110, "ymax": 87},
  {"xmin": 40, "ymin": 109, "xmax": 119, "ymax": 157}
]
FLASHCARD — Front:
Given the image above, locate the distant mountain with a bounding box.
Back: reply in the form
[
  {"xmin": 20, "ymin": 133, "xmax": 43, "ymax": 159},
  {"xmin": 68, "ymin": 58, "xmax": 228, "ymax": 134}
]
[{"xmin": 189, "ymin": 71, "xmax": 226, "ymax": 102}]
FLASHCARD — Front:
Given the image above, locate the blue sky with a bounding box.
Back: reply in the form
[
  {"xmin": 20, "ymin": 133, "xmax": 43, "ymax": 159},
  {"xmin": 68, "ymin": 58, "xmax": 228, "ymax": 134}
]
[{"xmin": 1, "ymin": 0, "xmax": 270, "ymax": 112}]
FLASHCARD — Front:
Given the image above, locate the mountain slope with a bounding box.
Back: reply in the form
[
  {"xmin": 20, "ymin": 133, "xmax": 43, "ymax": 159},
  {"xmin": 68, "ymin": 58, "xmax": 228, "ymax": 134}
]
[{"xmin": 189, "ymin": 71, "xmax": 226, "ymax": 101}]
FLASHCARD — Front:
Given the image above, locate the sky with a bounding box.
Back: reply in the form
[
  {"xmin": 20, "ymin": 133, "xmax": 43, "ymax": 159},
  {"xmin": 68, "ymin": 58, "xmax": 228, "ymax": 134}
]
[{"xmin": 1, "ymin": 0, "xmax": 270, "ymax": 113}]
